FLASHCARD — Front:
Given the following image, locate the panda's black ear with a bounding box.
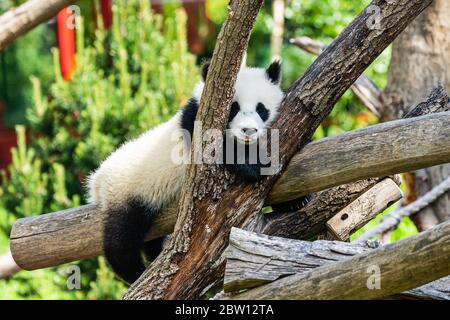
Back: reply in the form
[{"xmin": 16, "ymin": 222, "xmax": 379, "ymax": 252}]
[
  {"xmin": 266, "ymin": 60, "xmax": 281, "ymax": 85},
  {"xmin": 201, "ymin": 59, "xmax": 211, "ymax": 82}
]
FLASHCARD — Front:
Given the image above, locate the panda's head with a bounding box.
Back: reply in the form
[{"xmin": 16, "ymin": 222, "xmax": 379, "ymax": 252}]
[{"xmin": 194, "ymin": 60, "xmax": 284, "ymax": 145}]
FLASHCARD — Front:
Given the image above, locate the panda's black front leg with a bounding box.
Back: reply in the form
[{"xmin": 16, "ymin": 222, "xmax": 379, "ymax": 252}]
[
  {"xmin": 226, "ymin": 163, "xmax": 263, "ymax": 182},
  {"xmin": 224, "ymin": 138, "xmax": 270, "ymax": 182},
  {"xmin": 271, "ymin": 195, "xmax": 311, "ymax": 213}
]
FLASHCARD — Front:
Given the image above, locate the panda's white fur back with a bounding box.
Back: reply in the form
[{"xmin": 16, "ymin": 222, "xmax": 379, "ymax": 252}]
[{"xmin": 87, "ymin": 112, "xmax": 186, "ymax": 210}]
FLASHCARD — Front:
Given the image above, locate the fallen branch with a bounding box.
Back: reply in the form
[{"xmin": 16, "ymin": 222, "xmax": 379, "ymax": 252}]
[
  {"xmin": 290, "ymin": 36, "xmax": 383, "ymax": 117},
  {"xmin": 356, "ymin": 175, "xmax": 450, "ymax": 243},
  {"xmin": 0, "ymin": 0, "xmax": 79, "ymax": 51},
  {"xmin": 326, "ymin": 178, "xmax": 402, "ymax": 241},
  {"xmin": 225, "ymin": 220, "xmax": 450, "ymax": 299},
  {"xmin": 223, "ymin": 228, "xmax": 450, "ymax": 300}
]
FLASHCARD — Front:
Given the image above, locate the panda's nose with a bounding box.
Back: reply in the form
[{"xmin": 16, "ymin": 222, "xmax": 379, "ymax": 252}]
[{"xmin": 242, "ymin": 128, "xmax": 257, "ymax": 136}]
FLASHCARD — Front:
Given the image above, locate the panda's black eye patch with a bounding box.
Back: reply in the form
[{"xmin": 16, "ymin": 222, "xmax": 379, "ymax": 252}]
[
  {"xmin": 256, "ymin": 103, "xmax": 269, "ymax": 122},
  {"xmin": 229, "ymin": 101, "xmax": 240, "ymax": 122}
]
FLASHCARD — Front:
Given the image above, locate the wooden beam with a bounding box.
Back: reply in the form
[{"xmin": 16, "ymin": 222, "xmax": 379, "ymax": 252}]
[
  {"xmin": 290, "ymin": 36, "xmax": 383, "ymax": 117},
  {"xmin": 0, "ymin": 0, "xmax": 79, "ymax": 51},
  {"xmin": 225, "ymin": 220, "xmax": 450, "ymax": 299},
  {"xmin": 10, "ymin": 112, "xmax": 450, "ymax": 270},
  {"xmin": 247, "ymin": 177, "xmax": 400, "ymax": 240},
  {"xmin": 326, "ymin": 178, "xmax": 402, "ymax": 241},
  {"xmin": 269, "ymin": 112, "xmax": 450, "ymax": 204},
  {"xmin": 223, "ymin": 228, "xmax": 450, "ymax": 300}
]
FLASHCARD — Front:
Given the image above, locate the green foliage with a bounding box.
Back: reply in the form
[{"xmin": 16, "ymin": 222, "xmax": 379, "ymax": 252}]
[
  {"xmin": 0, "ymin": 28, "xmax": 54, "ymax": 127},
  {"xmin": 0, "ymin": 0, "xmax": 197, "ymax": 299}
]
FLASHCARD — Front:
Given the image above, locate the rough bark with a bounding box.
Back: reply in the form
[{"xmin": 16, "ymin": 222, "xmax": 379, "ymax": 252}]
[
  {"xmin": 223, "ymin": 228, "xmax": 450, "ymax": 300},
  {"xmin": 380, "ymin": 0, "xmax": 450, "ymax": 227},
  {"xmin": 269, "ymin": 112, "xmax": 450, "ymax": 203},
  {"xmin": 226, "ymin": 220, "xmax": 450, "ymax": 299},
  {"xmin": 124, "ymin": 0, "xmax": 433, "ymax": 300},
  {"xmin": 0, "ymin": 0, "xmax": 79, "ymax": 51}
]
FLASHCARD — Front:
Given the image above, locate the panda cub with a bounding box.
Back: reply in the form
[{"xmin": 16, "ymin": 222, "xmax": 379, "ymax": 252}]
[{"xmin": 88, "ymin": 60, "xmax": 285, "ymax": 284}]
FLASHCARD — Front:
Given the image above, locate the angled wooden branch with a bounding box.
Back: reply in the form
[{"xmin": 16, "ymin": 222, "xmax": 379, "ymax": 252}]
[
  {"xmin": 124, "ymin": 0, "xmax": 433, "ymax": 300},
  {"xmin": 223, "ymin": 228, "xmax": 450, "ymax": 300},
  {"xmin": 290, "ymin": 36, "xmax": 383, "ymax": 117},
  {"xmin": 0, "ymin": 0, "xmax": 79, "ymax": 51},
  {"xmin": 269, "ymin": 111, "xmax": 450, "ymax": 203},
  {"xmin": 326, "ymin": 178, "xmax": 402, "ymax": 241},
  {"xmin": 225, "ymin": 220, "xmax": 450, "ymax": 299}
]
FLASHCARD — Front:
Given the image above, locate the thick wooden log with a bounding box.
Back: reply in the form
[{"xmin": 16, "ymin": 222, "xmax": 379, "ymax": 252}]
[
  {"xmin": 223, "ymin": 228, "xmax": 450, "ymax": 300},
  {"xmin": 0, "ymin": 0, "xmax": 79, "ymax": 51},
  {"xmin": 269, "ymin": 111, "xmax": 450, "ymax": 204},
  {"xmin": 326, "ymin": 178, "xmax": 403, "ymax": 241},
  {"xmin": 290, "ymin": 36, "xmax": 383, "ymax": 117},
  {"xmin": 10, "ymin": 112, "xmax": 450, "ymax": 270},
  {"xmin": 224, "ymin": 227, "xmax": 372, "ymax": 292},
  {"xmin": 225, "ymin": 220, "xmax": 450, "ymax": 299}
]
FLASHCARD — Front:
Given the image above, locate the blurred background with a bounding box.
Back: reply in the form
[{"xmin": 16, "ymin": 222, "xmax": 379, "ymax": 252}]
[{"xmin": 0, "ymin": 0, "xmax": 417, "ymax": 299}]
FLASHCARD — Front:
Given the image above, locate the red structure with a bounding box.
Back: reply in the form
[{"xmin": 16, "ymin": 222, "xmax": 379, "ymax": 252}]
[
  {"xmin": 100, "ymin": 0, "xmax": 113, "ymax": 29},
  {"xmin": 57, "ymin": 8, "xmax": 76, "ymax": 80},
  {"xmin": 0, "ymin": 101, "xmax": 16, "ymax": 170}
]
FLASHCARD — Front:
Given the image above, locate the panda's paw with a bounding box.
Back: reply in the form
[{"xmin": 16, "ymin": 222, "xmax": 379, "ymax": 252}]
[
  {"xmin": 271, "ymin": 195, "xmax": 311, "ymax": 213},
  {"xmin": 228, "ymin": 163, "xmax": 263, "ymax": 182}
]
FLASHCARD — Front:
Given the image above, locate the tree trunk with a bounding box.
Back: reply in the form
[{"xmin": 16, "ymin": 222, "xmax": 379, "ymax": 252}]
[{"xmin": 381, "ymin": 0, "xmax": 450, "ymax": 228}]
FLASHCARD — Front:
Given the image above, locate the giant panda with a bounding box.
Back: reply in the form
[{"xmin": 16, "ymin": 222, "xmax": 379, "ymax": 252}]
[{"xmin": 87, "ymin": 60, "xmax": 304, "ymax": 284}]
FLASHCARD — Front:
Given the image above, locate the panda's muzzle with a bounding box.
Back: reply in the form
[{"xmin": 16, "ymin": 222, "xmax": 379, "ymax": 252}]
[{"xmin": 242, "ymin": 128, "xmax": 258, "ymax": 136}]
